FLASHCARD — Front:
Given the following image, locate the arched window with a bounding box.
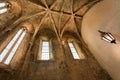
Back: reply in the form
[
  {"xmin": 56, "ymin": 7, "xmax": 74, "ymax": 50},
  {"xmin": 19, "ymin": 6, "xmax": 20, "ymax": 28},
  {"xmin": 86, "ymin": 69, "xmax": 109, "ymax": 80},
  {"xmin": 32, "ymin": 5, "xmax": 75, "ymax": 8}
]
[
  {"xmin": 68, "ymin": 42, "xmax": 85, "ymax": 60},
  {"xmin": 0, "ymin": 2, "xmax": 11, "ymax": 14},
  {"xmin": 0, "ymin": 28, "xmax": 26, "ymax": 65},
  {"xmin": 68, "ymin": 42, "xmax": 80, "ymax": 59},
  {"xmin": 41, "ymin": 41, "xmax": 50, "ymax": 60},
  {"xmin": 38, "ymin": 40, "xmax": 53, "ymax": 60}
]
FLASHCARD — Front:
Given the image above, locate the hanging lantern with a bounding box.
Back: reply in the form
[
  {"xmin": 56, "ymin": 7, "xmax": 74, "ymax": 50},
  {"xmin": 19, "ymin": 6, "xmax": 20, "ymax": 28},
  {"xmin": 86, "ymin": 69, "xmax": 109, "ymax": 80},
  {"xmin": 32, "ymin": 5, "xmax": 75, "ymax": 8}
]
[{"xmin": 98, "ymin": 30, "xmax": 116, "ymax": 44}]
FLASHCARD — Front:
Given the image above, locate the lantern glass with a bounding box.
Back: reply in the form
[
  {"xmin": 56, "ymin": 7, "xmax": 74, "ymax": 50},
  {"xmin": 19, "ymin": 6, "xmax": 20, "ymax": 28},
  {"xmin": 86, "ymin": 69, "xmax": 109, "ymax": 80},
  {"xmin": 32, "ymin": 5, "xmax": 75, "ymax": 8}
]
[
  {"xmin": 98, "ymin": 30, "xmax": 116, "ymax": 44},
  {"xmin": 108, "ymin": 33, "xmax": 115, "ymax": 40},
  {"xmin": 102, "ymin": 37, "xmax": 111, "ymax": 43},
  {"xmin": 104, "ymin": 34, "xmax": 113, "ymax": 41}
]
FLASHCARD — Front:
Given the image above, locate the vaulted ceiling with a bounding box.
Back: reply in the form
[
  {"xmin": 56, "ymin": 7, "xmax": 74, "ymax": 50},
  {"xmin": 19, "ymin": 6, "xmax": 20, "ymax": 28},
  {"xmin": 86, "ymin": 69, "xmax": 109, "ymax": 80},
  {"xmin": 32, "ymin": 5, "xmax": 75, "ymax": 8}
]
[{"xmin": 7, "ymin": 0, "xmax": 100, "ymax": 40}]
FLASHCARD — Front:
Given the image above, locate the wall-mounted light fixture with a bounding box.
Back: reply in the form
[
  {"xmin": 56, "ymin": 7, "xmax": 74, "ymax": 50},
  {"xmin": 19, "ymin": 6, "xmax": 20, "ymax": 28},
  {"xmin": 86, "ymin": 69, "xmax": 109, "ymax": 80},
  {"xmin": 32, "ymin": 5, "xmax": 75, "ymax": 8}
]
[{"xmin": 98, "ymin": 30, "xmax": 116, "ymax": 44}]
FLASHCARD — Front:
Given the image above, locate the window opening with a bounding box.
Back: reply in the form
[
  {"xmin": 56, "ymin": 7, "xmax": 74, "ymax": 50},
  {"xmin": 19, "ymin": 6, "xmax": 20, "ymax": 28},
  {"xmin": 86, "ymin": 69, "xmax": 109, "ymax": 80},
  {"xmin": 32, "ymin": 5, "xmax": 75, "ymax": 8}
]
[
  {"xmin": 0, "ymin": 8, "xmax": 7, "ymax": 14},
  {"xmin": 68, "ymin": 42, "xmax": 80, "ymax": 59},
  {"xmin": 41, "ymin": 41, "xmax": 50, "ymax": 60},
  {"xmin": 0, "ymin": 28, "xmax": 26, "ymax": 64}
]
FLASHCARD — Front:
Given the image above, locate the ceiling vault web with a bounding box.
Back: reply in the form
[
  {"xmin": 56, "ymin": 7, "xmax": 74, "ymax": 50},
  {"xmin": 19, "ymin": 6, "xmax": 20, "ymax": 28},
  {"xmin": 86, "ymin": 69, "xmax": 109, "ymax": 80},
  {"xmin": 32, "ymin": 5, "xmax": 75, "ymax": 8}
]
[
  {"xmin": 50, "ymin": 0, "xmax": 58, "ymax": 9},
  {"xmin": 31, "ymin": 12, "xmax": 48, "ymax": 41},
  {"xmin": 2, "ymin": 0, "xmax": 101, "ymax": 41},
  {"xmin": 71, "ymin": 0, "xmax": 74, "ymax": 14},
  {"xmin": 58, "ymin": 0, "xmax": 65, "ymax": 37},
  {"xmin": 27, "ymin": 1, "xmax": 46, "ymax": 10},
  {"xmin": 44, "ymin": 0, "xmax": 48, "ymax": 8},
  {"xmin": 49, "ymin": 13, "xmax": 61, "ymax": 41},
  {"xmin": 73, "ymin": 17, "xmax": 82, "ymax": 40},
  {"xmin": 60, "ymin": 16, "xmax": 71, "ymax": 37},
  {"xmin": 0, "ymin": 11, "xmax": 46, "ymax": 36},
  {"xmin": 58, "ymin": 12, "xmax": 62, "ymax": 36},
  {"xmin": 74, "ymin": 0, "xmax": 101, "ymax": 15},
  {"xmin": 59, "ymin": 0, "xmax": 65, "ymax": 11}
]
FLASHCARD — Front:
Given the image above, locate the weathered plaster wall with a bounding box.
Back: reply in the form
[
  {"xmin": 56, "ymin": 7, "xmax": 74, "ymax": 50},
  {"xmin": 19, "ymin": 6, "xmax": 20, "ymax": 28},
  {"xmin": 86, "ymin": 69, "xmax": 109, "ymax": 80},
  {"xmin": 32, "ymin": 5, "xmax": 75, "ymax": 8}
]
[
  {"xmin": 25, "ymin": 35, "xmax": 111, "ymax": 80},
  {"xmin": 82, "ymin": 0, "xmax": 120, "ymax": 80}
]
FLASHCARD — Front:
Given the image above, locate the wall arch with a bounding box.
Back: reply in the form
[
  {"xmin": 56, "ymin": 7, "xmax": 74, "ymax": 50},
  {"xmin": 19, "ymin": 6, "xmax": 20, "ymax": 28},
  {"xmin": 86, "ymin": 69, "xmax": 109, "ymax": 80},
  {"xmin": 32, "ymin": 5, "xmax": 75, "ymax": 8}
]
[
  {"xmin": 62, "ymin": 31, "xmax": 80, "ymax": 41},
  {"xmin": 37, "ymin": 28, "xmax": 57, "ymax": 40}
]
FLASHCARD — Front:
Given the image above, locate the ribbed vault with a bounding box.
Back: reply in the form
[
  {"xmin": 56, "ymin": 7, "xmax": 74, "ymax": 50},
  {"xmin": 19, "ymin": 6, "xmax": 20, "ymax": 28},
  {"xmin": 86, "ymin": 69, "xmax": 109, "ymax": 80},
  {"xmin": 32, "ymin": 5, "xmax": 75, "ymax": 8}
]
[{"xmin": 1, "ymin": 0, "xmax": 101, "ymax": 42}]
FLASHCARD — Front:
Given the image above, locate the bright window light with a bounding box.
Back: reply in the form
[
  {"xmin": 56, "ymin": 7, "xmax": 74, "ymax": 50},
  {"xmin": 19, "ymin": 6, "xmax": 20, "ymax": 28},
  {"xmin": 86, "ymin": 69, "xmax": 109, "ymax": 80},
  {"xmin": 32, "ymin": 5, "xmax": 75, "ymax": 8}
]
[
  {"xmin": 0, "ymin": 29, "xmax": 23, "ymax": 62},
  {"xmin": 0, "ymin": 3, "xmax": 6, "ymax": 8},
  {"xmin": 41, "ymin": 41, "xmax": 50, "ymax": 60},
  {"xmin": 4, "ymin": 31, "xmax": 26, "ymax": 64},
  {"xmin": 68, "ymin": 42, "xmax": 80, "ymax": 59},
  {"xmin": 0, "ymin": 8, "xmax": 7, "ymax": 14},
  {"xmin": 0, "ymin": 28, "xmax": 26, "ymax": 64}
]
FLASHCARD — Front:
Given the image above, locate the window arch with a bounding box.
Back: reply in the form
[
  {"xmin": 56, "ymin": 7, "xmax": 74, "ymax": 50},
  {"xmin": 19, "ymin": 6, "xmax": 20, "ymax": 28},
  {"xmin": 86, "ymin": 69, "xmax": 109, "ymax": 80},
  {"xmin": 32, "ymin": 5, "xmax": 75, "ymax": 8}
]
[
  {"xmin": 36, "ymin": 29, "xmax": 56, "ymax": 61},
  {"xmin": 0, "ymin": 28, "xmax": 26, "ymax": 65},
  {"xmin": 0, "ymin": 2, "xmax": 11, "ymax": 14}
]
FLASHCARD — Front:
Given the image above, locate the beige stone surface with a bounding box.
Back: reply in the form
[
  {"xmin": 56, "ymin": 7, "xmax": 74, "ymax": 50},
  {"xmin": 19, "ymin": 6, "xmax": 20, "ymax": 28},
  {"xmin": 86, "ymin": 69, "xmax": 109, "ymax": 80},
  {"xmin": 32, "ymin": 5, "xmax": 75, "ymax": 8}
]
[{"xmin": 82, "ymin": 0, "xmax": 120, "ymax": 80}]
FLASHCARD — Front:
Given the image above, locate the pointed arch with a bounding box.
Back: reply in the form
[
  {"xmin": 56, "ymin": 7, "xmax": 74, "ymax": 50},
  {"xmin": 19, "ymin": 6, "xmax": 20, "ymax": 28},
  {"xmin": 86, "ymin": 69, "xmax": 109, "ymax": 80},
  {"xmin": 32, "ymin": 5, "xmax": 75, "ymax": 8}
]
[
  {"xmin": 62, "ymin": 31, "xmax": 80, "ymax": 41},
  {"xmin": 32, "ymin": 28, "xmax": 57, "ymax": 61},
  {"xmin": 37, "ymin": 28, "xmax": 57, "ymax": 40}
]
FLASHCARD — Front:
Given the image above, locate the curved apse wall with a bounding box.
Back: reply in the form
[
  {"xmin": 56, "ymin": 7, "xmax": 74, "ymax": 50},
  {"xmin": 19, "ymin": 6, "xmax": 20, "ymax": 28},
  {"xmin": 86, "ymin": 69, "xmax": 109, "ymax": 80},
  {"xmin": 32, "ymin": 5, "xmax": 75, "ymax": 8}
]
[{"xmin": 81, "ymin": 0, "xmax": 120, "ymax": 80}]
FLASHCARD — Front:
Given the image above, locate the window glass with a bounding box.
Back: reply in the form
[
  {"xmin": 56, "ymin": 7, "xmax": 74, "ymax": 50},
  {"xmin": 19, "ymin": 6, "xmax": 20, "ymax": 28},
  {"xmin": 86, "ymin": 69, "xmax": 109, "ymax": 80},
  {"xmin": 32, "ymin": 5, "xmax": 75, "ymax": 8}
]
[
  {"xmin": 68, "ymin": 42, "xmax": 80, "ymax": 59},
  {"xmin": 41, "ymin": 41, "xmax": 50, "ymax": 60},
  {"xmin": 4, "ymin": 30, "xmax": 26, "ymax": 64},
  {"xmin": 0, "ymin": 8, "xmax": 7, "ymax": 14},
  {"xmin": 0, "ymin": 28, "xmax": 26, "ymax": 64}
]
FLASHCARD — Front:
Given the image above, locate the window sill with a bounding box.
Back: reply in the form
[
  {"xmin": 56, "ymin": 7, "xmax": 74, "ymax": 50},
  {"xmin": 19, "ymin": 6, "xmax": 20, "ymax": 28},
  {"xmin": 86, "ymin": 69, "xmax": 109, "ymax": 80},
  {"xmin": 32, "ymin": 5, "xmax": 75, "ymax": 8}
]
[
  {"xmin": 35, "ymin": 59, "xmax": 55, "ymax": 63},
  {"xmin": 73, "ymin": 58, "xmax": 86, "ymax": 61}
]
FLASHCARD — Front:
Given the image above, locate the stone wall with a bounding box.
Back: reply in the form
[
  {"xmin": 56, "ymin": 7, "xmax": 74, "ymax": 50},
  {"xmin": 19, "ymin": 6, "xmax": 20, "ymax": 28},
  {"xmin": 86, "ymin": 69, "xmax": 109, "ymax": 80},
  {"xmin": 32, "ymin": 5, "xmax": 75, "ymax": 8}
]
[{"xmin": 23, "ymin": 38, "xmax": 112, "ymax": 80}]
